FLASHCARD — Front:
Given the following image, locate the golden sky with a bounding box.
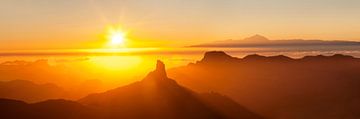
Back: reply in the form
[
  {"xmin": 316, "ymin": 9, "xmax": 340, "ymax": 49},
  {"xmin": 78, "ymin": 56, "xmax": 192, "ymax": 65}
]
[{"xmin": 1, "ymin": 0, "xmax": 360, "ymax": 50}]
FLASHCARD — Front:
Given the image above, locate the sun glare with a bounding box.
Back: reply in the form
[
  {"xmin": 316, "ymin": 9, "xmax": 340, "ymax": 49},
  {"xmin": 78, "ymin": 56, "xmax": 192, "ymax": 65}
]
[{"xmin": 107, "ymin": 27, "xmax": 127, "ymax": 48}]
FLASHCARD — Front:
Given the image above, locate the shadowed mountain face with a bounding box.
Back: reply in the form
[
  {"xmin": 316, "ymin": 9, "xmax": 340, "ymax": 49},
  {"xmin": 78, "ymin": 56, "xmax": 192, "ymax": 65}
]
[
  {"xmin": 0, "ymin": 98, "xmax": 98, "ymax": 119},
  {"xmin": 79, "ymin": 60, "xmax": 263, "ymax": 119},
  {"xmin": 168, "ymin": 51, "xmax": 360, "ymax": 119},
  {"xmin": 0, "ymin": 60, "xmax": 263, "ymax": 119},
  {"xmin": 0, "ymin": 80, "xmax": 66, "ymax": 102}
]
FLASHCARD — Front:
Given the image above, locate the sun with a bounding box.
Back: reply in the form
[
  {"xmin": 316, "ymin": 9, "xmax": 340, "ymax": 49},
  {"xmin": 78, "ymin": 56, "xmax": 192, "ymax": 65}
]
[
  {"xmin": 110, "ymin": 31, "xmax": 125, "ymax": 45},
  {"xmin": 107, "ymin": 28, "xmax": 127, "ymax": 47}
]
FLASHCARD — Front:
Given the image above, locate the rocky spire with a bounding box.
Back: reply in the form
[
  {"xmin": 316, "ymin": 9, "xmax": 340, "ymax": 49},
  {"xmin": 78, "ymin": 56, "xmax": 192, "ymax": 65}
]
[
  {"xmin": 155, "ymin": 60, "xmax": 167, "ymax": 78},
  {"xmin": 143, "ymin": 60, "xmax": 168, "ymax": 81}
]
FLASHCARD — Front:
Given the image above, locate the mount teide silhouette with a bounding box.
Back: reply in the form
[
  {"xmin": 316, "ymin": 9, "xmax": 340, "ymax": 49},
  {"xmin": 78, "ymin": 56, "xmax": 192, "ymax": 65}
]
[
  {"xmin": 168, "ymin": 51, "xmax": 360, "ymax": 119},
  {"xmin": 79, "ymin": 60, "xmax": 263, "ymax": 119},
  {"xmin": 241, "ymin": 35, "xmax": 270, "ymax": 43}
]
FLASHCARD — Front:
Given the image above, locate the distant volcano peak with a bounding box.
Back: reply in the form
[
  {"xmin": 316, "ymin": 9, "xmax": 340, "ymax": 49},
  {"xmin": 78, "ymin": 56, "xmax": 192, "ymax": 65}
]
[{"xmin": 243, "ymin": 34, "xmax": 269, "ymax": 42}]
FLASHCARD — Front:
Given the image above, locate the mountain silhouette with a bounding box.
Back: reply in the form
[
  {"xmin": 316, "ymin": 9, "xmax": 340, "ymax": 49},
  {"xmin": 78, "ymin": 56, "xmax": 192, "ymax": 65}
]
[
  {"xmin": 242, "ymin": 35, "xmax": 269, "ymax": 42},
  {"xmin": 0, "ymin": 98, "xmax": 98, "ymax": 119},
  {"xmin": 0, "ymin": 60, "xmax": 264, "ymax": 119},
  {"xmin": 0, "ymin": 80, "xmax": 66, "ymax": 102},
  {"xmin": 200, "ymin": 51, "xmax": 239, "ymax": 63},
  {"xmin": 0, "ymin": 59, "xmax": 105, "ymax": 101},
  {"xmin": 191, "ymin": 35, "xmax": 360, "ymax": 48},
  {"xmin": 80, "ymin": 60, "xmax": 263, "ymax": 119},
  {"xmin": 168, "ymin": 51, "xmax": 360, "ymax": 119}
]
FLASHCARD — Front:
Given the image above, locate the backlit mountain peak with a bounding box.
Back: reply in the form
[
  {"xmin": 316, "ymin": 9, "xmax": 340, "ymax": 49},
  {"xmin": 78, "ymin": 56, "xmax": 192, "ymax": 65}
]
[{"xmin": 243, "ymin": 34, "xmax": 269, "ymax": 42}]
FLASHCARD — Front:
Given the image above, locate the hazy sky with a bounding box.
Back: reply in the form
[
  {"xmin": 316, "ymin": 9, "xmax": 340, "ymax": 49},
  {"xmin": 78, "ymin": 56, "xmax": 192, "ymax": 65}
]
[{"xmin": 1, "ymin": 0, "xmax": 360, "ymax": 49}]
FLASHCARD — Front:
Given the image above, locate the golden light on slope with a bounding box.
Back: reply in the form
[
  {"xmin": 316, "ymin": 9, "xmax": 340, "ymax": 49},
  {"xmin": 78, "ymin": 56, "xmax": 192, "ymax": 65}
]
[{"xmin": 107, "ymin": 27, "xmax": 128, "ymax": 48}]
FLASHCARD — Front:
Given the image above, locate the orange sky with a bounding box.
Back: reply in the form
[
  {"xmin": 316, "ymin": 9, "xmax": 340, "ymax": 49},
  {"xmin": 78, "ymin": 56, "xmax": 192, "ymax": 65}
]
[{"xmin": 0, "ymin": 0, "xmax": 360, "ymax": 50}]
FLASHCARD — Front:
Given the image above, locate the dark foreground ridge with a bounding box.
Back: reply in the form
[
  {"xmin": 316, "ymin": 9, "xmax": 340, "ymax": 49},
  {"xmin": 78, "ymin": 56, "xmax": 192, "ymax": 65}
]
[
  {"xmin": 0, "ymin": 60, "xmax": 264, "ymax": 119},
  {"xmin": 0, "ymin": 98, "xmax": 97, "ymax": 119}
]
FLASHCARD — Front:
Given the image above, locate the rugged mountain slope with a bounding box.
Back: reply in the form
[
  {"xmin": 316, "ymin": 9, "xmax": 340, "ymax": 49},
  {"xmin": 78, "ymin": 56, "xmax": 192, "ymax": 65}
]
[
  {"xmin": 80, "ymin": 60, "xmax": 263, "ymax": 119},
  {"xmin": 168, "ymin": 51, "xmax": 360, "ymax": 119},
  {"xmin": 0, "ymin": 60, "xmax": 263, "ymax": 119}
]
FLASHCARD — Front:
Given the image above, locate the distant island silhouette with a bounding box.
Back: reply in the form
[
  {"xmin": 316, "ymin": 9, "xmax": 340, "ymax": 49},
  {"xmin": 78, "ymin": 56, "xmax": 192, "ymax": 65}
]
[{"xmin": 191, "ymin": 35, "xmax": 360, "ymax": 48}]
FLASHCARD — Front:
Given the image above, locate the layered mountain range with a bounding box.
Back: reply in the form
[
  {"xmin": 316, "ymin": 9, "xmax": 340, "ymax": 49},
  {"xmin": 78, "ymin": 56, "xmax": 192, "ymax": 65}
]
[
  {"xmin": 168, "ymin": 51, "xmax": 360, "ymax": 119},
  {"xmin": 0, "ymin": 60, "xmax": 263, "ymax": 119},
  {"xmin": 2, "ymin": 51, "xmax": 360, "ymax": 119}
]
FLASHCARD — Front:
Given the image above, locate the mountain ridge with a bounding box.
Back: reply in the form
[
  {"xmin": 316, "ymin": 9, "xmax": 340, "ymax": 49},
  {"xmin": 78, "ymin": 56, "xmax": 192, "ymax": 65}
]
[
  {"xmin": 198, "ymin": 51, "xmax": 357, "ymax": 64},
  {"xmin": 0, "ymin": 80, "xmax": 66, "ymax": 103},
  {"xmin": 168, "ymin": 51, "xmax": 360, "ymax": 119},
  {"xmin": 0, "ymin": 60, "xmax": 264, "ymax": 119},
  {"xmin": 79, "ymin": 60, "xmax": 263, "ymax": 119}
]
